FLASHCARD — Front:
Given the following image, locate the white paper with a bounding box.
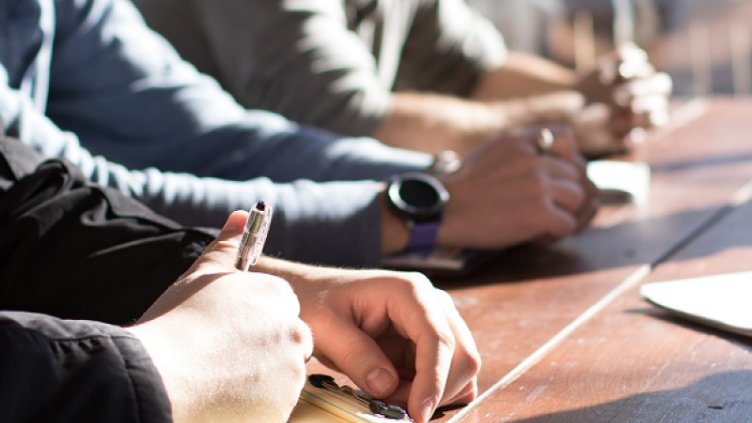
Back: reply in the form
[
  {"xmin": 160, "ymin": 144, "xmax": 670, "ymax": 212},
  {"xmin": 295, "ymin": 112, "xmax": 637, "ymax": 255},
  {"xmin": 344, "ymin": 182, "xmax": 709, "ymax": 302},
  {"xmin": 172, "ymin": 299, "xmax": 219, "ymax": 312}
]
[{"xmin": 641, "ymin": 272, "xmax": 752, "ymax": 337}]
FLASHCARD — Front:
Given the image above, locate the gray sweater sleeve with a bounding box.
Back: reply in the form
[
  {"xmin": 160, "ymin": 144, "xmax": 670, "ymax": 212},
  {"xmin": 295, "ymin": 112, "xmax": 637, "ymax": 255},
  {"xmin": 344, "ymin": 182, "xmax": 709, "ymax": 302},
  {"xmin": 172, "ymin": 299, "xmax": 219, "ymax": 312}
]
[
  {"xmin": 0, "ymin": 0, "xmax": 432, "ymax": 267},
  {"xmin": 155, "ymin": 0, "xmax": 506, "ymax": 135},
  {"xmin": 395, "ymin": 0, "xmax": 508, "ymax": 95},
  {"xmin": 182, "ymin": 0, "xmax": 394, "ymax": 137}
]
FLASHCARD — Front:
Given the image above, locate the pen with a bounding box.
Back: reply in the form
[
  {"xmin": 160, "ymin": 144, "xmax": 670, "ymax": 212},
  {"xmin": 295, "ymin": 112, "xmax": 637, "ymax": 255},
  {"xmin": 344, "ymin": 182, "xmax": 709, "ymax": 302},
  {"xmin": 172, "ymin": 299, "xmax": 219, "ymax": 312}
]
[{"xmin": 235, "ymin": 201, "xmax": 273, "ymax": 272}]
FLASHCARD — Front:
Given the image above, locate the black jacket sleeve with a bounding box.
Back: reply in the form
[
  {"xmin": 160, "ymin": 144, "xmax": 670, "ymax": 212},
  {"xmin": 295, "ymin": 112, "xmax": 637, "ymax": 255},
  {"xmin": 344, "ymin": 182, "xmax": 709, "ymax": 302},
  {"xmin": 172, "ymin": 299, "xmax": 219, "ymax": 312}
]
[
  {"xmin": 0, "ymin": 138, "xmax": 213, "ymax": 326},
  {"xmin": 0, "ymin": 311, "xmax": 171, "ymax": 423},
  {"xmin": 0, "ymin": 121, "xmax": 191, "ymax": 421}
]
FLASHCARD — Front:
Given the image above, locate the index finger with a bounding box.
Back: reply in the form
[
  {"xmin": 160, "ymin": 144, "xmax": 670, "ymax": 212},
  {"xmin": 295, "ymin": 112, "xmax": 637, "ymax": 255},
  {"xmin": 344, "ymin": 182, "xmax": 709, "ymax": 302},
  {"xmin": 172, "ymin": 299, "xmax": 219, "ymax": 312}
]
[
  {"xmin": 408, "ymin": 316, "xmax": 454, "ymax": 423},
  {"xmin": 393, "ymin": 278, "xmax": 455, "ymax": 423}
]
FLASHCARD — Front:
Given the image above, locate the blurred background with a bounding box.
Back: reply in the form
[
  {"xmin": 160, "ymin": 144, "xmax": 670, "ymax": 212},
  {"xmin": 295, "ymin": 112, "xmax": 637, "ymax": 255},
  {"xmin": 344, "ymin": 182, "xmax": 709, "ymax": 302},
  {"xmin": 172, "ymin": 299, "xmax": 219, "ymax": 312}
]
[{"xmin": 468, "ymin": 0, "xmax": 752, "ymax": 97}]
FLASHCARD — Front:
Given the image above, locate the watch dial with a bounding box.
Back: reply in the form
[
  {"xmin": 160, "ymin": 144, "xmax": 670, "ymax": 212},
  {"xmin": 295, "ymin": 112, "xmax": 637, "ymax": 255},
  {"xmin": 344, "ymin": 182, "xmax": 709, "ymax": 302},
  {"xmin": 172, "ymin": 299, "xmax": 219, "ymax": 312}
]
[
  {"xmin": 387, "ymin": 173, "xmax": 449, "ymax": 223},
  {"xmin": 400, "ymin": 179, "xmax": 440, "ymax": 208}
]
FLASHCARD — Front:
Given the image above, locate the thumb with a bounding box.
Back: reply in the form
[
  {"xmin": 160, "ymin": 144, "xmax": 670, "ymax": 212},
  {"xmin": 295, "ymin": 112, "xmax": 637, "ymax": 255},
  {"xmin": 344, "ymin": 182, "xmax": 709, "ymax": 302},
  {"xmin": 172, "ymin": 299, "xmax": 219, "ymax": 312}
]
[
  {"xmin": 316, "ymin": 313, "xmax": 400, "ymax": 400},
  {"xmin": 189, "ymin": 210, "xmax": 249, "ymax": 274}
]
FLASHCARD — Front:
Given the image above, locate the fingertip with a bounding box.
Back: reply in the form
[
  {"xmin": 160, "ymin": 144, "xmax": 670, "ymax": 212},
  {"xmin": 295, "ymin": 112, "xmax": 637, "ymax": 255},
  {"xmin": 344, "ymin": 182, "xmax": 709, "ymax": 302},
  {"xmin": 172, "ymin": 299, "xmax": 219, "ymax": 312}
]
[
  {"xmin": 549, "ymin": 206, "xmax": 578, "ymax": 238},
  {"xmin": 418, "ymin": 397, "xmax": 436, "ymax": 423},
  {"xmin": 366, "ymin": 367, "xmax": 399, "ymax": 398},
  {"xmin": 223, "ymin": 210, "xmax": 249, "ymax": 233}
]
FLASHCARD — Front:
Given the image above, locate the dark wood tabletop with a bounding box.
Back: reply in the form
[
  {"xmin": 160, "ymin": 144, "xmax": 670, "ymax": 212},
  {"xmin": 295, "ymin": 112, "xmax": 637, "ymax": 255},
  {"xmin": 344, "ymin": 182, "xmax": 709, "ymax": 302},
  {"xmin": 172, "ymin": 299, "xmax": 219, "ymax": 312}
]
[
  {"xmin": 434, "ymin": 98, "xmax": 752, "ymax": 422},
  {"xmin": 303, "ymin": 98, "xmax": 752, "ymax": 423}
]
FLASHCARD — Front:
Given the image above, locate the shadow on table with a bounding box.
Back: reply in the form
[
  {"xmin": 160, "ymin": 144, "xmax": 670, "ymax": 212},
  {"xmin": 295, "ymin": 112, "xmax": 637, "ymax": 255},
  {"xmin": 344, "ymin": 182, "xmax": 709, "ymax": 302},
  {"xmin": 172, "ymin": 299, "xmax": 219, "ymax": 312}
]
[
  {"xmin": 651, "ymin": 150, "xmax": 752, "ymax": 175},
  {"xmin": 507, "ymin": 371, "xmax": 752, "ymax": 423},
  {"xmin": 627, "ymin": 307, "xmax": 752, "ymax": 350},
  {"xmin": 441, "ymin": 200, "xmax": 751, "ymax": 288}
]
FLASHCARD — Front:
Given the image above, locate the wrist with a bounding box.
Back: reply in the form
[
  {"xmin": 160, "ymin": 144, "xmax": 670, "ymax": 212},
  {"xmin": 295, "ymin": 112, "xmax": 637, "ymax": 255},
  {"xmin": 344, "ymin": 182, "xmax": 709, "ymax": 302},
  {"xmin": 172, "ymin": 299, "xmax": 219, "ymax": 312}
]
[
  {"xmin": 127, "ymin": 322, "xmax": 192, "ymax": 422},
  {"xmin": 382, "ymin": 173, "xmax": 450, "ymax": 254},
  {"xmin": 379, "ymin": 187, "xmax": 410, "ymax": 255}
]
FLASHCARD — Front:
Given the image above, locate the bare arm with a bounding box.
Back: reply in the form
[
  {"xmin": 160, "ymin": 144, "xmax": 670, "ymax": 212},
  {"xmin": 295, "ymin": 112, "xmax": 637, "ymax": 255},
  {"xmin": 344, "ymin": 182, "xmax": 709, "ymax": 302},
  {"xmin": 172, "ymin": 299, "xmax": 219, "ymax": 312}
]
[
  {"xmin": 471, "ymin": 52, "xmax": 579, "ymax": 100},
  {"xmin": 373, "ymin": 91, "xmax": 585, "ymax": 156},
  {"xmin": 472, "ymin": 47, "xmax": 672, "ymax": 156}
]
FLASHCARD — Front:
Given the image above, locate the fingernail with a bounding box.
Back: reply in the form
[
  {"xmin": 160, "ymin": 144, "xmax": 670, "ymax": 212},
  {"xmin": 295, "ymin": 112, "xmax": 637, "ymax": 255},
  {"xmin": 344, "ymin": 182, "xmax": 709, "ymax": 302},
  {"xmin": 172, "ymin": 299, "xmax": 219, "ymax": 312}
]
[
  {"xmin": 420, "ymin": 398, "xmax": 435, "ymax": 422},
  {"xmin": 366, "ymin": 368, "xmax": 393, "ymax": 396}
]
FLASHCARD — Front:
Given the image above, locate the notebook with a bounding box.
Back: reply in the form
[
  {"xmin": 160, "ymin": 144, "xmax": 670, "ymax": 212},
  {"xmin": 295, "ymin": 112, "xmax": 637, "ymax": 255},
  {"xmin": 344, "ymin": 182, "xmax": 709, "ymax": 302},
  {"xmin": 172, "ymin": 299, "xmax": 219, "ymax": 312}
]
[
  {"xmin": 288, "ymin": 374, "xmax": 414, "ymax": 423},
  {"xmin": 640, "ymin": 271, "xmax": 752, "ymax": 337}
]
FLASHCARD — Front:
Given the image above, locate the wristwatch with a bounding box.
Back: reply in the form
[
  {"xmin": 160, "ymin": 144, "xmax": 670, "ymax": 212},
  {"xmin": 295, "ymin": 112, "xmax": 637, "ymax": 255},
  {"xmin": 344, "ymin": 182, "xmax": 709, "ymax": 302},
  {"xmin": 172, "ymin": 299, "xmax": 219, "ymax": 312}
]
[{"xmin": 386, "ymin": 172, "xmax": 450, "ymax": 251}]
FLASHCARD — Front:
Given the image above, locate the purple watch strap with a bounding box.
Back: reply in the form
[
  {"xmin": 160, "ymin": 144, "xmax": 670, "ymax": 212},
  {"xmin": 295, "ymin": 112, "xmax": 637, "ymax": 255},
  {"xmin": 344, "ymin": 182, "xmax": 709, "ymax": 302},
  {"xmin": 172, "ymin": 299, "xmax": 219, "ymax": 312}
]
[{"xmin": 407, "ymin": 221, "xmax": 441, "ymax": 251}]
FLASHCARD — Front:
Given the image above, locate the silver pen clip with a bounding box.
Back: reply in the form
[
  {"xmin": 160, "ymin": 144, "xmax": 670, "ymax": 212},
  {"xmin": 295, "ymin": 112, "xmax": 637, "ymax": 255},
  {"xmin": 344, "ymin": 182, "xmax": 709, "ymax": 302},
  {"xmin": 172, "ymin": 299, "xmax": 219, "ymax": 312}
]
[{"xmin": 235, "ymin": 201, "xmax": 273, "ymax": 271}]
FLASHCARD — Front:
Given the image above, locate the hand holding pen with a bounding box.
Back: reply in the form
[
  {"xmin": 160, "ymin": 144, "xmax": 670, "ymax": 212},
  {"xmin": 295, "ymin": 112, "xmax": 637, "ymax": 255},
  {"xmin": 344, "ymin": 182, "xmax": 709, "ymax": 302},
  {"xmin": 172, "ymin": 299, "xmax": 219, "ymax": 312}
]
[{"xmin": 235, "ymin": 201, "xmax": 273, "ymax": 272}]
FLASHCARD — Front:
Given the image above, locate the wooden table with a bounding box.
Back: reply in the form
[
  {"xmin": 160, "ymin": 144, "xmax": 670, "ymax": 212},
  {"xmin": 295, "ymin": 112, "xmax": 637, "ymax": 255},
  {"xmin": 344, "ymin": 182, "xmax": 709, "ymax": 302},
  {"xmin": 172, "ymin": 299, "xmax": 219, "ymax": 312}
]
[
  {"xmin": 436, "ymin": 98, "xmax": 752, "ymax": 422},
  {"xmin": 304, "ymin": 98, "xmax": 752, "ymax": 422}
]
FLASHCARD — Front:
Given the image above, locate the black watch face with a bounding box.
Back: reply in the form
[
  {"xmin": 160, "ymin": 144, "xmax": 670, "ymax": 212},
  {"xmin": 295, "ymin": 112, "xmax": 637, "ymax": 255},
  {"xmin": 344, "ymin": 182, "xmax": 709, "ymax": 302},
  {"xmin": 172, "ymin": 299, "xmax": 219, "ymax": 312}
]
[
  {"xmin": 388, "ymin": 173, "xmax": 449, "ymax": 222},
  {"xmin": 401, "ymin": 179, "xmax": 439, "ymax": 207}
]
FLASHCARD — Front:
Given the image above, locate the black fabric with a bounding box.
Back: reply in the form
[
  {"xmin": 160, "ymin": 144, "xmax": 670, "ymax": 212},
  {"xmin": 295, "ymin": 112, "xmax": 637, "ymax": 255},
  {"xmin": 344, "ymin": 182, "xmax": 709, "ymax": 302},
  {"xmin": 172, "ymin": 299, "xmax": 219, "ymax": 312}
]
[
  {"xmin": 0, "ymin": 136, "xmax": 215, "ymax": 325},
  {"xmin": 0, "ymin": 134, "xmax": 222, "ymax": 421},
  {"xmin": 0, "ymin": 311, "xmax": 172, "ymax": 423}
]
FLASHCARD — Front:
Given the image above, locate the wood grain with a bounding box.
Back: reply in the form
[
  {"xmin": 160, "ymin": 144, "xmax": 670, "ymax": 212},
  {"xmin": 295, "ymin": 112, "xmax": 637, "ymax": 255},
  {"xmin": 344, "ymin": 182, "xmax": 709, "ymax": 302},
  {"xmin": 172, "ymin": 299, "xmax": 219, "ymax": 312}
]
[
  {"xmin": 465, "ymin": 180, "xmax": 752, "ymax": 423},
  {"xmin": 304, "ymin": 99, "xmax": 752, "ymax": 422}
]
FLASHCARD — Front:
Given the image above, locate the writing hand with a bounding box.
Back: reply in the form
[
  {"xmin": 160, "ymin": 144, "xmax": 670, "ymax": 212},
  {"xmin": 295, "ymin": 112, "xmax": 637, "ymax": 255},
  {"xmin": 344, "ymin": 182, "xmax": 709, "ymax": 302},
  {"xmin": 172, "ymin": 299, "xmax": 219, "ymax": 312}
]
[{"xmin": 129, "ymin": 211, "xmax": 313, "ymax": 423}]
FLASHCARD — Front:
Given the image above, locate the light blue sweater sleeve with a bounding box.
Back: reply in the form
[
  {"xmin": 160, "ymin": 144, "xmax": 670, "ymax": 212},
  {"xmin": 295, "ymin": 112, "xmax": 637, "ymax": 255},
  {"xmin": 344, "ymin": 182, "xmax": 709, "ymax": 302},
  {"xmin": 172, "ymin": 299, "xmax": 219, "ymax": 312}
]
[{"xmin": 0, "ymin": 0, "xmax": 432, "ymax": 266}]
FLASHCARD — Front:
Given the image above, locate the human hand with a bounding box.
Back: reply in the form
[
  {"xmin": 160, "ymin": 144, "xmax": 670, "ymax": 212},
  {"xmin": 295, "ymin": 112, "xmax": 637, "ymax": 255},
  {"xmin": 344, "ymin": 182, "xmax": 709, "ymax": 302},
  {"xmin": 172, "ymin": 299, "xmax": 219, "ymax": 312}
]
[
  {"xmin": 127, "ymin": 211, "xmax": 313, "ymax": 423},
  {"xmin": 437, "ymin": 127, "xmax": 599, "ymax": 249},
  {"xmin": 287, "ymin": 266, "xmax": 480, "ymax": 423},
  {"xmin": 575, "ymin": 43, "xmax": 672, "ymax": 155}
]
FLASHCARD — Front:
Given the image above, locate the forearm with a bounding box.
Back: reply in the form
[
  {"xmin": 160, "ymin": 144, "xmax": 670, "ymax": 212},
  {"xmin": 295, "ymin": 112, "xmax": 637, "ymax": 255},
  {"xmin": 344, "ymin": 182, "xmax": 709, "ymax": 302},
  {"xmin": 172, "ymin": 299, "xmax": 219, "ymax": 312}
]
[
  {"xmin": 373, "ymin": 90, "xmax": 583, "ymax": 156},
  {"xmin": 472, "ymin": 52, "xmax": 578, "ymax": 101},
  {"xmin": 374, "ymin": 92, "xmax": 511, "ymax": 155},
  {"xmin": 134, "ymin": 174, "xmax": 399, "ymax": 267}
]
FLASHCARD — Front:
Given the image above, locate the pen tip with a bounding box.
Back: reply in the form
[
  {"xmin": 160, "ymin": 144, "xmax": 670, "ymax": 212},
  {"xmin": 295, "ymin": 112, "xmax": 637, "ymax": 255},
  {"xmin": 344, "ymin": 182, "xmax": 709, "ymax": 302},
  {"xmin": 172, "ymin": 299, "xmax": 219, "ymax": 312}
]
[{"xmin": 256, "ymin": 201, "xmax": 266, "ymax": 211}]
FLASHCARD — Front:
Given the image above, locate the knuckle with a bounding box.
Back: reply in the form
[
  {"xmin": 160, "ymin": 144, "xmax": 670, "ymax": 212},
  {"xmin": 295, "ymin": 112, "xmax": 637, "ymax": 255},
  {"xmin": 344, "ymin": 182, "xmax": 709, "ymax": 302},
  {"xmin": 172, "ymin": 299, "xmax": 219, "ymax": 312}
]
[
  {"xmin": 266, "ymin": 275, "xmax": 295, "ymax": 295},
  {"xmin": 288, "ymin": 361, "xmax": 308, "ymax": 398},
  {"xmin": 553, "ymin": 214, "xmax": 578, "ymax": 235},
  {"xmin": 434, "ymin": 289, "xmax": 455, "ymax": 307},
  {"xmin": 519, "ymin": 153, "xmax": 542, "ymax": 170},
  {"xmin": 466, "ymin": 347, "xmax": 482, "ymax": 375},
  {"xmin": 338, "ymin": 337, "xmax": 368, "ymax": 367},
  {"xmin": 435, "ymin": 331, "xmax": 456, "ymax": 352},
  {"xmin": 410, "ymin": 271, "xmax": 433, "ymax": 286},
  {"xmin": 256, "ymin": 275, "xmax": 300, "ymax": 313},
  {"xmin": 507, "ymin": 135, "xmax": 537, "ymax": 156},
  {"xmin": 527, "ymin": 173, "xmax": 548, "ymax": 197},
  {"xmin": 210, "ymin": 239, "xmax": 238, "ymax": 253},
  {"xmin": 401, "ymin": 271, "xmax": 434, "ymax": 292},
  {"xmin": 290, "ymin": 319, "xmax": 312, "ymax": 344},
  {"xmin": 571, "ymin": 184, "xmax": 587, "ymax": 205}
]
